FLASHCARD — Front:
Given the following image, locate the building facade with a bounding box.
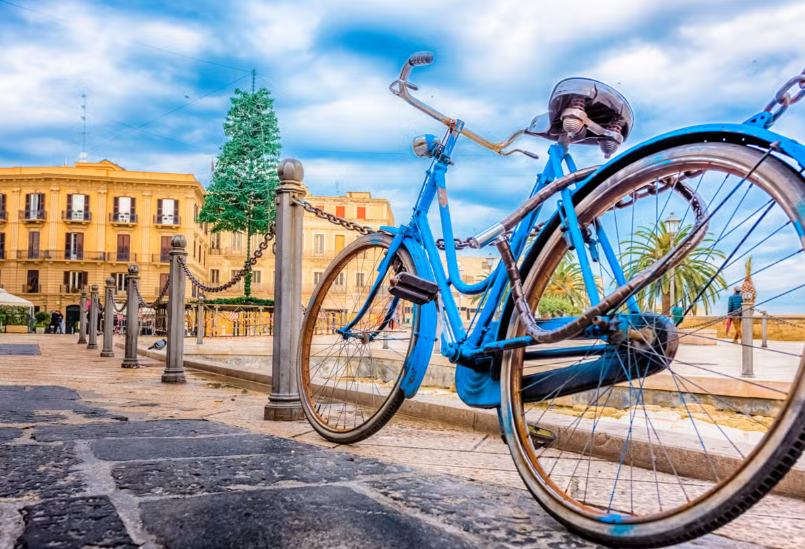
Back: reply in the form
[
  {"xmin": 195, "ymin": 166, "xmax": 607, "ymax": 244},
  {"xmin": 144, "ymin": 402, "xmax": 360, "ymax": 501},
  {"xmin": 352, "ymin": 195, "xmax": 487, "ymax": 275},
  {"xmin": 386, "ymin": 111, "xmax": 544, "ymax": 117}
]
[{"xmin": 0, "ymin": 161, "xmax": 208, "ymax": 330}]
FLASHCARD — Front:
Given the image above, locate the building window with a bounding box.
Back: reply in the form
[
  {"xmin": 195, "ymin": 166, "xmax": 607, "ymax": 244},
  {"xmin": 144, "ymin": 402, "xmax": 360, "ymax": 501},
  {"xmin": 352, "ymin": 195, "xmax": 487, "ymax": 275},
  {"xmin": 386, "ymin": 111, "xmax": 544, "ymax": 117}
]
[
  {"xmin": 63, "ymin": 271, "xmax": 87, "ymax": 293},
  {"xmin": 24, "ymin": 193, "xmax": 45, "ymax": 220},
  {"xmin": 335, "ymin": 234, "xmax": 345, "ymax": 253},
  {"xmin": 313, "ymin": 234, "xmax": 324, "ymax": 254},
  {"xmin": 210, "ymin": 269, "xmax": 219, "ymax": 283},
  {"xmin": 160, "ymin": 235, "xmax": 171, "ymax": 263},
  {"xmin": 210, "ymin": 233, "xmax": 221, "ymax": 250},
  {"xmin": 313, "ymin": 272, "xmax": 322, "ymax": 285},
  {"xmin": 115, "ymin": 273, "xmax": 127, "ymax": 293},
  {"xmin": 156, "ymin": 198, "xmax": 179, "ymax": 225},
  {"xmin": 159, "ymin": 273, "xmax": 169, "ymax": 293},
  {"xmin": 26, "ymin": 270, "xmax": 39, "ymax": 293},
  {"xmin": 66, "ymin": 194, "xmax": 90, "ymax": 221},
  {"xmin": 65, "ymin": 232, "xmax": 84, "ymax": 260},
  {"xmin": 357, "ymin": 206, "xmax": 366, "ymax": 219},
  {"xmin": 113, "ymin": 196, "xmax": 135, "ymax": 222},
  {"xmin": 0, "ymin": 194, "xmax": 6, "ymax": 220},
  {"xmin": 0, "ymin": 232, "xmax": 5, "ymax": 260},
  {"xmin": 194, "ymin": 203, "xmax": 199, "ymax": 223},
  {"xmin": 232, "ymin": 232, "xmax": 243, "ymax": 251},
  {"xmin": 355, "ymin": 272, "xmax": 365, "ymax": 289},
  {"xmin": 336, "ymin": 205, "xmax": 345, "ymax": 218},
  {"xmin": 334, "ymin": 272, "xmax": 345, "ymax": 286},
  {"xmin": 116, "ymin": 234, "xmax": 130, "ymax": 262},
  {"xmin": 27, "ymin": 231, "xmax": 40, "ymax": 259},
  {"xmin": 253, "ymin": 270, "xmax": 262, "ymax": 284},
  {"xmin": 230, "ymin": 270, "xmax": 239, "ymax": 283}
]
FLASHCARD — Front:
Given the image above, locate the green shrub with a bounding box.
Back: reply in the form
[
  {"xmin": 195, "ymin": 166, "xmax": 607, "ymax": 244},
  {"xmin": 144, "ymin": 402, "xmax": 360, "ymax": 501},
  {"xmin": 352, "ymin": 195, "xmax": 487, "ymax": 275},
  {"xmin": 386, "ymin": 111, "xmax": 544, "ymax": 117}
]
[
  {"xmin": 201, "ymin": 296, "xmax": 274, "ymax": 307},
  {"xmin": 0, "ymin": 306, "xmax": 30, "ymax": 326},
  {"xmin": 34, "ymin": 311, "xmax": 51, "ymax": 327}
]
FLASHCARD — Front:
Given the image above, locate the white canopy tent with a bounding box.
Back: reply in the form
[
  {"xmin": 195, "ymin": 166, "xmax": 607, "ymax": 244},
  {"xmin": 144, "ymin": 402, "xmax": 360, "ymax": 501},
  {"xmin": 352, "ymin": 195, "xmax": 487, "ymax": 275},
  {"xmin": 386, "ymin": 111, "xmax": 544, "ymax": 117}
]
[{"xmin": 0, "ymin": 288, "xmax": 34, "ymax": 310}]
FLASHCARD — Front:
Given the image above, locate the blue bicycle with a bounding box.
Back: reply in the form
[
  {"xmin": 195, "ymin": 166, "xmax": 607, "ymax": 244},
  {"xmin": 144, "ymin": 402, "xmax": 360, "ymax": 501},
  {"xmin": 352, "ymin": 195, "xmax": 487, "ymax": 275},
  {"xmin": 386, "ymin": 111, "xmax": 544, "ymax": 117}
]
[{"xmin": 298, "ymin": 53, "xmax": 805, "ymax": 547}]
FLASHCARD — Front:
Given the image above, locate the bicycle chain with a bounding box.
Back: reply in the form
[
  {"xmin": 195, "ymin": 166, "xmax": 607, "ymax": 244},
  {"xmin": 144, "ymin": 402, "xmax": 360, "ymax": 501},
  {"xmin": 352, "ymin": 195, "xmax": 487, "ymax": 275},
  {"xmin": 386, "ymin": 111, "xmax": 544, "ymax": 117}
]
[
  {"xmin": 182, "ymin": 222, "xmax": 276, "ymax": 293},
  {"xmin": 764, "ymin": 68, "xmax": 805, "ymax": 123}
]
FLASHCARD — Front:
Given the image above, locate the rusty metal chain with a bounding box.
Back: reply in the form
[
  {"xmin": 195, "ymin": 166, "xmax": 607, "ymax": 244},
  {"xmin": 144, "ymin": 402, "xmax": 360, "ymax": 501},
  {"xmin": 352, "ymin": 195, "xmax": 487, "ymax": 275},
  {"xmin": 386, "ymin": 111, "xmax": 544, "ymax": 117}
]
[
  {"xmin": 762, "ymin": 312, "xmax": 805, "ymax": 331},
  {"xmin": 293, "ymin": 198, "xmax": 378, "ymax": 235},
  {"xmin": 678, "ymin": 314, "xmax": 729, "ymax": 331},
  {"xmin": 764, "ymin": 68, "xmax": 805, "ymax": 123},
  {"xmin": 134, "ymin": 278, "xmax": 169, "ymax": 308},
  {"xmin": 112, "ymin": 300, "xmax": 127, "ymax": 313},
  {"xmin": 182, "ymin": 223, "xmax": 276, "ymax": 293}
]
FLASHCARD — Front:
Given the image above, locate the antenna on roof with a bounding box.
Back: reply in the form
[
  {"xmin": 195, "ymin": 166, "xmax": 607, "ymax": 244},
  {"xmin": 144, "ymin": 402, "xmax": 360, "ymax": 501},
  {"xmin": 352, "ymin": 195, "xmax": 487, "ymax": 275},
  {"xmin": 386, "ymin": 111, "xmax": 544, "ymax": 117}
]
[{"xmin": 79, "ymin": 93, "xmax": 88, "ymax": 163}]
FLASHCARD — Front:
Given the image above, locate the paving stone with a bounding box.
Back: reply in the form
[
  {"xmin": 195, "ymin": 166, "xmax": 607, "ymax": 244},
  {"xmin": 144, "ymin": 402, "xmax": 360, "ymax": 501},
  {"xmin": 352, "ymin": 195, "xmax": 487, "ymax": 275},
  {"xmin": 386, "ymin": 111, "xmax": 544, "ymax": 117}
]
[
  {"xmin": 140, "ymin": 485, "xmax": 477, "ymax": 549},
  {"xmin": 34, "ymin": 419, "xmax": 242, "ymax": 442},
  {"xmin": 0, "ymin": 385, "xmax": 78, "ymax": 399},
  {"xmin": 0, "ymin": 411, "xmax": 67, "ymax": 424},
  {"xmin": 365, "ymin": 475, "xmax": 600, "ymax": 548},
  {"xmin": 16, "ymin": 496, "xmax": 137, "ymax": 549},
  {"xmin": 0, "ymin": 443, "xmax": 86, "ymax": 499},
  {"xmin": 0, "ymin": 344, "xmax": 40, "ymax": 356},
  {"xmin": 93, "ymin": 433, "xmax": 307, "ymax": 461},
  {"xmin": 0, "ymin": 397, "xmax": 96, "ymax": 412},
  {"xmin": 0, "ymin": 427, "xmax": 22, "ymax": 442},
  {"xmin": 113, "ymin": 450, "xmax": 409, "ymax": 496}
]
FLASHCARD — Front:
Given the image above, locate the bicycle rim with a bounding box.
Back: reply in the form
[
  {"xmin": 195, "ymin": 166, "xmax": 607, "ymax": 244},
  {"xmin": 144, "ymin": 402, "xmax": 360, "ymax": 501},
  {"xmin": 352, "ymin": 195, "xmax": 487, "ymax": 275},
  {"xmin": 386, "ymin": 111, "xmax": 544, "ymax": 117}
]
[{"xmin": 500, "ymin": 143, "xmax": 805, "ymax": 546}]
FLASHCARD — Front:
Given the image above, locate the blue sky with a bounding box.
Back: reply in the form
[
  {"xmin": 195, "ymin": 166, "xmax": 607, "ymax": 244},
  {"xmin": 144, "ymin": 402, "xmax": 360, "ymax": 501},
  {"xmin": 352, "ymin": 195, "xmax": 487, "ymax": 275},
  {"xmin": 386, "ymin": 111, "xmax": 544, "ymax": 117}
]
[{"xmin": 1, "ymin": 0, "xmax": 804, "ymax": 248}]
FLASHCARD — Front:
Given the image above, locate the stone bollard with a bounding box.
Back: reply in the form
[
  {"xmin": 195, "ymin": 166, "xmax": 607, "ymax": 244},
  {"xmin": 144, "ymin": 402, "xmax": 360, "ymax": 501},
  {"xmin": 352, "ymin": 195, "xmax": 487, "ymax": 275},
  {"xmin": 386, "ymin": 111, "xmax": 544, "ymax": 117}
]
[
  {"xmin": 101, "ymin": 277, "xmax": 115, "ymax": 357},
  {"xmin": 87, "ymin": 284, "xmax": 99, "ymax": 350},
  {"xmin": 196, "ymin": 295, "xmax": 205, "ymax": 346},
  {"xmin": 163, "ymin": 235, "xmax": 187, "ymax": 384},
  {"xmin": 213, "ymin": 305, "xmax": 219, "ymax": 337},
  {"xmin": 77, "ymin": 289, "xmax": 88, "ymax": 344},
  {"xmin": 265, "ymin": 158, "xmax": 305, "ymax": 421},
  {"xmin": 741, "ymin": 293, "xmax": 754, "ymax": 378},
  {"xmin": 122, "ymin": 265, "xmax": 141, "ymax": 369},
  {"xmin": 761, "ymin": 313, "xmax": 768, "ymax": 349}
]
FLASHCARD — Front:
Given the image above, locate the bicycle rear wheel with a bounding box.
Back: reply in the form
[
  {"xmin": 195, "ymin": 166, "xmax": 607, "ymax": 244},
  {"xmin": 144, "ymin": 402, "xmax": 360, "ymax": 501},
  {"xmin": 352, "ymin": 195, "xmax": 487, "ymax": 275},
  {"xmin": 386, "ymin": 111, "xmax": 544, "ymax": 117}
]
[
  {"xmin": 298, "ymin": 233, "xmax": 419, "ymax": 443},
  {"xmin": 500, "ymin": 142, "xmax": 805, "ymax": 546}
]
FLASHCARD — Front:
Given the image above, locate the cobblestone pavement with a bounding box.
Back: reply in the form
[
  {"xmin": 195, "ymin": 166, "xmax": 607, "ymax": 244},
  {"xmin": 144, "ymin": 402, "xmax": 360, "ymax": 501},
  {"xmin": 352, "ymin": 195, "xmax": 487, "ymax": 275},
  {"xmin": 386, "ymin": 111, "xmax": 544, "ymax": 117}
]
[{"xmin": 0, "ymin": 335, "xmax": 800, "ymax": 548}]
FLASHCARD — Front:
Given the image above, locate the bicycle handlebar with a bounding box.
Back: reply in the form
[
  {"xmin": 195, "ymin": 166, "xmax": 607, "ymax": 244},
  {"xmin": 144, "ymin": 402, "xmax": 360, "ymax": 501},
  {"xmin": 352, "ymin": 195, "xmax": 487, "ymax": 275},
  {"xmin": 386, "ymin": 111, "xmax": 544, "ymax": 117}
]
[{"xmin": 390, "ymin": 52, "xmax": 535, "ymax": 158}]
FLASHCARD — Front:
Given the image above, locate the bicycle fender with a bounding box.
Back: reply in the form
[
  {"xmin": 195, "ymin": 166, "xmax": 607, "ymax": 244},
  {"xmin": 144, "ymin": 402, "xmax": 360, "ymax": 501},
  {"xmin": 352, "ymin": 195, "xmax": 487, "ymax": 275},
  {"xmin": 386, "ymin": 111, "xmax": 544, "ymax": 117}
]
[{"xmin": 382, "ymin": 227, "xmax": 438, "ymax": 398}]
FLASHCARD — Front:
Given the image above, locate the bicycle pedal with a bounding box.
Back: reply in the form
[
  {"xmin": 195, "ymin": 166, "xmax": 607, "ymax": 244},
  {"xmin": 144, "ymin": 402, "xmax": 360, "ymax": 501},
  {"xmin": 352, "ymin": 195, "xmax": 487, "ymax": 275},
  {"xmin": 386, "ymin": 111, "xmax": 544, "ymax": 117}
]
[
  {"xmin": 389, "ymin": 272, "xmax": 439, "ymax": 305},
  {"xmin": 528, "ymin": 424, "xmax": 556, "ymax": 449}
]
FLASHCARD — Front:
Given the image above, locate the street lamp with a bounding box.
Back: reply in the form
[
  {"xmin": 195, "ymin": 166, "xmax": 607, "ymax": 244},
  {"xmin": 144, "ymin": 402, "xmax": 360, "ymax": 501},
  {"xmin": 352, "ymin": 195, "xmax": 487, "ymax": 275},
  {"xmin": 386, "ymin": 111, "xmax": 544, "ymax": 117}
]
[{"xmin": 665, "ymin": 212, "xmax": 681, "ymax": 315}]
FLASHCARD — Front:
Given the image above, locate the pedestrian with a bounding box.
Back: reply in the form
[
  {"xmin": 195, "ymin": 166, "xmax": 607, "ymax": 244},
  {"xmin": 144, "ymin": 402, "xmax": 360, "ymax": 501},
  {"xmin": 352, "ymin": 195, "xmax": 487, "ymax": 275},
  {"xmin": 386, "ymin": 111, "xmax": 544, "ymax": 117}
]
[
  {"xmin": 52, "ymin": 310, "xmax": 64, "ymax": 334},
  {"xmin": 97, "ymin": 305, "xmax": 104, "ymax": 336},
  {"xmin": 727, "ymin": 287, "xmax": 743, "ymax": 343}
]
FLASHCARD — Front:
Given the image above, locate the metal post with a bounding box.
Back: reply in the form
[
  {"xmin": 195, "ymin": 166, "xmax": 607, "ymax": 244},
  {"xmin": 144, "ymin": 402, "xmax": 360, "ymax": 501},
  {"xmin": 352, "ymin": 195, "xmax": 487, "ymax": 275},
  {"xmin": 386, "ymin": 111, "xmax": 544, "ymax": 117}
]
[
  {"xmin": 101, "ymin": 277, "xmax": 115, "ymax": 357},
  {"xmin": 77, "ymin": 289, "xmax": 87, "ymax": 344},
  {"xmin": 163, "ymin": 235, "xmax": 187, "ymax": 384},
  {"xmin": 741, "ymin": 294, "xmax": 754, "ymax": 378},
  {"xmin": 761, "ymin": 314, "xmax": 768, "ymax": 348},
  {"xmin": 196, "ymin": 295, "xmax": 205, "ymax": 346},
  {"xmin": 213, "ymin": 305, "xmax": 219, "ymax": 337},
  {"xmin": 258, "ymin": 306, "xmax": 264, "ymax": 334},
  {"xmin": 122, "ymin": 265, "xmax": 141, "ymax": 369},
  {"xmin": 86, "ymin": 284, "xmax": 99, "ymax": 350},
  {"xmin": 265, "ymin": 158, "xmax": 305, "ymax": 421}
]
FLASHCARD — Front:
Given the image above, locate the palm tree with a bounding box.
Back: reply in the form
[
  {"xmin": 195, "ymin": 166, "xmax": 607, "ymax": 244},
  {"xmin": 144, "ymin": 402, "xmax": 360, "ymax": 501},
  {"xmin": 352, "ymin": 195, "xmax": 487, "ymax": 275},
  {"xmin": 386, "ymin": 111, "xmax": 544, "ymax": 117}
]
[
  {"xmin": 620, "ymin": 222, "xmax": 726, "ymax": 315},
  {"xmin": 741, "ymin": 256, "xmax": 757, "ymax": 303},
  {"xmin": 537, "ymin": 254, "xmax": 590, "ymax": 316}
]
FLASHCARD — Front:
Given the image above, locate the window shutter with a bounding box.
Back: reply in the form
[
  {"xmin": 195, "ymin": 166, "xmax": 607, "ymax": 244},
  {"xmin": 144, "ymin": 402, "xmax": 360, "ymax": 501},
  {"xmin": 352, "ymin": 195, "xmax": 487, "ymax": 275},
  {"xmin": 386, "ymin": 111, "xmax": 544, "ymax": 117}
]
[
  {"xmin": 63, "ymin": 271, "xmax": 69, "ymax": 285},
  {"xmin": 336, "ymin": 206, "xmax": 345, "ymax": 217},
  {"xmin": 76, "ymin": 233, "xmax": 84, "ymax": 257},
  {"xmin": 25, "ymin": 193, "xmax": 30, "ymax": 212},
  {"xmin": 0, "ymin": 194, "xmax": 5, "ymax": 211},
  {"xmin": 67, "ymin": 194, "xmax": 73, "ymax": 212},
  {"xmin": 113, "ymin": 197, "xmax": 119, "ymax": 214},
  {"xmin": 81, "ymin": 271, "xmax": 88, "ymax": 287},
  {"xmin": 65, "ymin": 232, "xmax": 71, "ymax": 253},
  {"xmin": 85, "ymin": 195, "xmax": 90, "ymax": 214},
  {"xmin": 37, "ymin": 194, "xmax": 45, "ymax": 214},
  {"xmin": 130, "ymin": 197, "xmax": 136, "ymax": 215},
  {"xmin": 157, "ymin": 199, "xmax": 163, "ymax": 217},
  {"xmin": 29, "ymin": 231, "xmax": 39, "ymax": 251},
  {"xmin": 173, "ymin": 200, "xmax": 179, "ymax": 221}
]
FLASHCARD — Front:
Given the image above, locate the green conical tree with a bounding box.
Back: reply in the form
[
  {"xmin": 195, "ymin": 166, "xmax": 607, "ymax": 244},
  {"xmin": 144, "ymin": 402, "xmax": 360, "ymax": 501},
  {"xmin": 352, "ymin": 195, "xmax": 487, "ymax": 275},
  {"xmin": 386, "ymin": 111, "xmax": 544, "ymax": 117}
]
[{"xmin": 199, "ymin": 86, "xmax": 281, "ymax": 297}]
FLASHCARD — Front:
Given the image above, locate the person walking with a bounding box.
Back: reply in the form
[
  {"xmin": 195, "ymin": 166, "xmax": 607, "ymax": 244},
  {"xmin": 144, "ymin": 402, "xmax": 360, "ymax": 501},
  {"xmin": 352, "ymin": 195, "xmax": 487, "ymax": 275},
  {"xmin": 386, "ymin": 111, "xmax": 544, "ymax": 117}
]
[
  {"xmin": 51, "ymin": 310, "xmax": 64, "ymax": 334},
  {"xmin": 727, "ymin": 287, "xmax": 743, "ymax": 343}
]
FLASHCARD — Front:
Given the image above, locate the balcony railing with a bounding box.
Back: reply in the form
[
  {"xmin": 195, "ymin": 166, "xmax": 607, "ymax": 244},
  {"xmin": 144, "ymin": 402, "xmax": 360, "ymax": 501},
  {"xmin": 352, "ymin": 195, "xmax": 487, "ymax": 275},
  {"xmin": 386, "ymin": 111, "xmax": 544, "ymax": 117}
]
[
  {"xmin": 0, "ymin": 210, "xmax": 7, "ymax": 222},
  {"xmin": 52, "ymin": 250, "xmax": 105, "ymax": 261},
  {"xmin": 154, "ymin": 214, "xmax": 180, "ymax": 226},
  {"xmin": 109, "ymin": 212, "xmax": 138, "ymax": 224},
  {"xmin": 59, "ymin": 284, "xmax": 86, "ymax": 294},
  {"xmin": 209, "ymin": 247, "xmax": 245, "ymax": 256},
  {"xmin": 20, "ymin": 209, "xmax": 46, "ymax": 221},
  {"xmin": 106, "ymin": 251, "xmax": 138, "ymax": 262},
  {"xmin": 62, "ymin": 210, "xmax": 92, "ymax": 223},
  {"xmin": 17, "ymin": 249, "xmax": 48, "ymax": 260},
  {"xmin": 21, "ymin": 284, "xmax": 40, "ymax": 294},
  {"xmin": 151, "ymin": 253, "xmax": 171, "ymax": 264}
]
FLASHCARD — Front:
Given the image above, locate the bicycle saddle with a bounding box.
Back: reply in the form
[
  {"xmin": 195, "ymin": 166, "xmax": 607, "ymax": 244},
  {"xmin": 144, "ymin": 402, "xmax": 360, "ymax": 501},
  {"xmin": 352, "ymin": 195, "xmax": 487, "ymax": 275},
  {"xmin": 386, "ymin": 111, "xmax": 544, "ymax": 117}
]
[{"xmin": 526, "ymin": 78, "xmax": 634, "ymax": 157}]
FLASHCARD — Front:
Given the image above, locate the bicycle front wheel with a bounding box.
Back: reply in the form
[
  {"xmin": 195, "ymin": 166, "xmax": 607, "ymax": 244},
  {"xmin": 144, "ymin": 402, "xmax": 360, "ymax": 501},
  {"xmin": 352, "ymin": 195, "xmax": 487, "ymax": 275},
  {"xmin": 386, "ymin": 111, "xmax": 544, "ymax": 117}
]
[
  {"xmin": 500, "ymin": 142, "xmax": 805, "ymax": 547},
  {"xmin": 298, "ymin": 233, "xmax": 419, "ymax": 443}
]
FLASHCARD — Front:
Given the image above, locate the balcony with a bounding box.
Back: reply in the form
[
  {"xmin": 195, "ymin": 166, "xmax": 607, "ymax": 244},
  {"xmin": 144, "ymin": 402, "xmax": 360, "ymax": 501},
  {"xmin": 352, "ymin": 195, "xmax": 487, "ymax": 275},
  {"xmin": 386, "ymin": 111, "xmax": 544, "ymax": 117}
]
[
  {"xmin": 59, "ymin": 284, "xmax": 86, "ymax": 294},
  {"xmin": 51, "ymin": 250, "xmax": 105, "ymax": 262},
  {"xmin": 21, "ymin": 283, "xmax": 40, "ymax": 294},
  {"xmin": 16, "ymin": 249, "xmax": 49, "ymax": 260},
  {"xmin": 0, "ymin": 210, "xmax": 7, "ymax": 223},
  {"xmin": 0, "ymin": 250, "xmax": 4, "ymax": 260},
  {"xmin": 151, "ymin": 253, "xmax": 171, "ymax": 264},
  {"xmin": 62, "ymin": 210, "xmax": 92, "ymax": 224},
  {"xmin": 209, "ymin": 247, "xmax": 244, "ymax": 256},
  {"xmin": 20, "ymin": 209, "xmax": 46, "ymax": 223},
  {"xmin": 106, "ymin": 251, "xmax": 138, "ymax": 263},
  {"xmin": 109, "ymin": 212, "xmax": 138, "ymax": 225},
  {"xmin": 154, "ymin": 214, "xmax": 180, "ymax": 227}
]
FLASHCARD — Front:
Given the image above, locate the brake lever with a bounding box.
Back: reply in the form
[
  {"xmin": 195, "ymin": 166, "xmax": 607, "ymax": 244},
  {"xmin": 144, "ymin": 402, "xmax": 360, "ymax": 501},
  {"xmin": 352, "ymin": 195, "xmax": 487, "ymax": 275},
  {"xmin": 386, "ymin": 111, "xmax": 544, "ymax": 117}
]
[
  {"xmin": 388, "ymin": 79, "xmax": 419, "ymax": 96},
  {"xmin": 501, "ymin": 148, "xmax": 540, "ymax": 160}
]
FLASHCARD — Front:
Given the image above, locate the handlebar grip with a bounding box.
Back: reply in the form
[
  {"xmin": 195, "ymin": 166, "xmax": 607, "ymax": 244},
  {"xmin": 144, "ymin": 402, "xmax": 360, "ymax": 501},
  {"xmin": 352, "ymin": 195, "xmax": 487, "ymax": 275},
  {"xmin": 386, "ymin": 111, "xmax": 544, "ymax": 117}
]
[{"xmin": 408, "ymin": 52, "xmax": 434, "ymax": 67}]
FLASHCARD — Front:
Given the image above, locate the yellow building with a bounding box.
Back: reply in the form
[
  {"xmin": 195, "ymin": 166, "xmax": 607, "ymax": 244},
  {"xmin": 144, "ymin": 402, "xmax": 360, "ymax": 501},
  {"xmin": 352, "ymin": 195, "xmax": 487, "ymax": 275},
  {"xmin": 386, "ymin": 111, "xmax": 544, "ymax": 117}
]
[
  {"xmin": 206, "ymin": 191, "xmax": 395, "ymax": 305},
  {"xmin": 0, "ymin": 160, "xmax": 208, "ymax": 331}
]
